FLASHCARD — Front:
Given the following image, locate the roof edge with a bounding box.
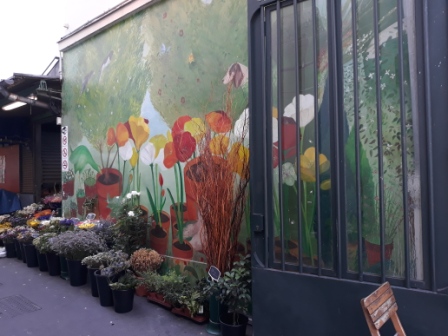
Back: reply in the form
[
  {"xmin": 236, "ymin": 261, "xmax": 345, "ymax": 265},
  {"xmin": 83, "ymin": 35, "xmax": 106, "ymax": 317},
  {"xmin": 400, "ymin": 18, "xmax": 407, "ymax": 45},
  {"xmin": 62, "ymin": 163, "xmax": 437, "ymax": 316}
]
[{"xmin": 58, "ymin": 0, "xmax": 160, "ymax": 52}]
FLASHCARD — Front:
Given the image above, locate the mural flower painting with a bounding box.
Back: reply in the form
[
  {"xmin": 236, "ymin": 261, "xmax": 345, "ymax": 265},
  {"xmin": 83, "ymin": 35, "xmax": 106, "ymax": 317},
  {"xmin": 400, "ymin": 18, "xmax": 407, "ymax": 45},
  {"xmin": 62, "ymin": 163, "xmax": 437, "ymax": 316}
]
[
  {"xmin": 234, "ymin": 108, "xmax": 249, "ymax": 140},
  {"xmin": 283, "ymin": 94, "xmax": 315, "ymax": 128},
  {"xmin": 209, "ymin": 134, "xmax": 229, "ymax": 156},
  {"xmin": 223, "ymin": 62, "xmax": 248, "ymax": 88},
  {"xmin": 229, "ymin": 143, "xmax": 250, "ymax": 179},
  {"xmin": 163, "ymin": 142, "xmax": 177, "ymax": 169},
  {"xmin": 282, "ymin": 162, "xmax": 297, "ymax": 186},
  {"xmin": 205, "ymin": 110, "xmax": 232, "ymax": 133},
  {"xmin": 173, "ymin": 132, "xmax": 196, "ymax": 162},
  {"xmin": 128, "ymin": 116, "xmax": 150, "ymax": 150},
  {"xmin": 299, "ymin": 147, "xmax": 330, "ymax": 183},
  {"xmin": 184, "ymin": 118, "xmax": 206, "ymax": 142},
  {"xmin": 119, "ymin": 140, "xmax": 134, "ymax": 161}
]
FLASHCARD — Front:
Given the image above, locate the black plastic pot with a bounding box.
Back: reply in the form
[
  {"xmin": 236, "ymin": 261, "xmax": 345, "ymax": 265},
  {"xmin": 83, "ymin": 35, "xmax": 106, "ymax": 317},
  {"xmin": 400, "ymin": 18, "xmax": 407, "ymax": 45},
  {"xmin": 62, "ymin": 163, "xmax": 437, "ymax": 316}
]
[
  {"xmin": 112, "ymin": 289, "xmax": 135, "ymax": 313},
  {"xmin": 46, "ymin": 252, "xmax": 61, "ymax": 276},
  {"xmin": 19, "ymin": 242, "xmax": 27, "ymax": 263},
  {"xmin": 66, "ymin": 259, "xmax": 88, "ymax": 286},
  {"xmin": 0, "ymin": 239, "xmax": 3, "ymax": 246},
  {"xmin": 4, "ymin": 242, "xmax": 16, "ymax": 258},
  {"xmin": 95, "ymin": 270, "xmax": 114, "ymax": 307},
  {"xmin": 206, "ymin": 293, "xmax": 222, "ymax": 335},
  {"xmin": 14, "ymin": 239, "xmax": 22, "ymax": 260},
  {"xmin": 59, "ymin": 255, "xmax": 69, "ymax": 280},
  {"xmin": 220, "ymin": 312, "xmax": 248, "ymax": 336},
  {"xmin": 24, "ymin": 244, "xmax": 38, "ymax": 267},
  {"xmin": 36, "ymin": 251, "xmax": 48, "ymax": 272},
  {"xmin": 88, "ymin": 268, "xmax": 99, "ymax": 297}
]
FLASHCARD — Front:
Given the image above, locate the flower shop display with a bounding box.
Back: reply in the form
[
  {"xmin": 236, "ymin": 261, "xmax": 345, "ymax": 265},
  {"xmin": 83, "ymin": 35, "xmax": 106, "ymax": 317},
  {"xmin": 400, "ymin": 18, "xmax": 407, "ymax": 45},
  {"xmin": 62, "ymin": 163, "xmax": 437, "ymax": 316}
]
[
  {"xmin": 0, "ymin": 228, "xmax": 16, "ymax": 258},
  {"xmin": 205, "ymin": 255, "xmax": 251, "ymax": 336},
  {"xmin": 91, "ymin": 250, "xmax": 130, "ymax": 306},
  {"xmin": 50, "ymin": 230, "xmax": 107, "ymax": 286},
  {"xmin": 130, "ymin": 248, "xmax": 163, "ymax": 296},
  {"xmin": 109, "ymin": 271, "xmax": 138, "ymax": 313},
  {"xmin": 109, "ymin": 192, "xmax": 147, "ymax": 255},
  {"xmin": 17, "ymin": 228, "xmax": 39, "ymax": 268}
]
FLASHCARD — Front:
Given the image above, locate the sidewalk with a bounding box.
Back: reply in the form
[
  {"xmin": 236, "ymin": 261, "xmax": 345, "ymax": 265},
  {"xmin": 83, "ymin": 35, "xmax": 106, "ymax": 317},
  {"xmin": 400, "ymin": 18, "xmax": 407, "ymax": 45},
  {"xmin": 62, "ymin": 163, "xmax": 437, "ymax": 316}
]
[{"xmin": 0, "ymin": 257, "xmax": 224, "ymax": 336}]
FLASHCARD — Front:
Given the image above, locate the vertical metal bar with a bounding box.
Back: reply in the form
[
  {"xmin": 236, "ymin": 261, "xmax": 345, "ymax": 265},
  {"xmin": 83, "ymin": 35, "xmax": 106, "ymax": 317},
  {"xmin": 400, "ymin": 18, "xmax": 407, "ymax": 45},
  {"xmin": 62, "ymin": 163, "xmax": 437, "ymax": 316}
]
[
  {"xmin": 422, "ymin": 0, "xmax": 437, "ymax": 292},
  {"xmin": 373, "ymin": 0, "xmax": 386, "ymax": 283},
  {"xmin": 327, "ymin": 0, "xmax": 342, "ymax": 278},
  {"xmin": 276, "ymin": 0, "xmax": 285, "ymax": 271},
  {"xmin": 261, "ymin": 6, "xmax": 271, "ymax": 268},
  {"xmin": 311, "ymin": 0, "xmax": 321, "ymax": 274},
  {"xmin": 293, "ymin": 0, "xmax": 303, "ymax": 273},
  {"xmin": 397, "ymin": 0, "xmax": 410, "ymax": 287},
  {"xmin": 351, "ymin": 0, "xmax": 364, "ymax": 280}
]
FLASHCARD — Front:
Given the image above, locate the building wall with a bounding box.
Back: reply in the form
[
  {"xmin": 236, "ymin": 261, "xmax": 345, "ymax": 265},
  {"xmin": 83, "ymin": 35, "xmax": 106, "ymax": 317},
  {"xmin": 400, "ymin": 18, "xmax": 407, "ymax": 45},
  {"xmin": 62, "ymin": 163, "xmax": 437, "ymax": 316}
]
[{"xmin": 61, "ymin": 0, "xmax": 248, "ymax": 274}]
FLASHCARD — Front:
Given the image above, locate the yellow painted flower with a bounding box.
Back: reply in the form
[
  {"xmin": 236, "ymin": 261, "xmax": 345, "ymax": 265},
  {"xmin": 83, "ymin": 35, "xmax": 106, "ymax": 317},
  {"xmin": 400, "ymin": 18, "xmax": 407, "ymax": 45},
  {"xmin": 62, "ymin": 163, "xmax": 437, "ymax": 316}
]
[
  {"xmin": 150, "ymin": 134, "xmax": 169, "ymax": 158},
  {"xmin": 128, "ymin": 116, "xmax": 149, "ymax": 150},
  {"xmin": 320, "ymin": 179, "xmax": 331, "ymax": 190},
  {"xmin": 130, "ymin": 147, "xmax": 139, "ymax": 168},
  {"xmin": 209, "ymin": 135, "xmax": 229, "ymax": 156},
  {"xmin": 299, "ymin": 147, "xmax": 330, "ymax": 183},
  {"xmin": 184, "ymin": 118, "xmax": 206, "ymax": 142},
  {"xmin": 229, "ymin": 143, "xmax": 250, "ymax": 178}
]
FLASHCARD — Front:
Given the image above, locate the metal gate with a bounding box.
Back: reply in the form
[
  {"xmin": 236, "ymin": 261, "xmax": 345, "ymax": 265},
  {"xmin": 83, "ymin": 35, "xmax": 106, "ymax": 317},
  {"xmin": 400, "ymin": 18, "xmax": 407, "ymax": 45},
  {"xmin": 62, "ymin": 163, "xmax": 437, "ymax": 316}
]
[{"xmin": 248, "ymin": 0, "xmax": 448, "ymax": 334}]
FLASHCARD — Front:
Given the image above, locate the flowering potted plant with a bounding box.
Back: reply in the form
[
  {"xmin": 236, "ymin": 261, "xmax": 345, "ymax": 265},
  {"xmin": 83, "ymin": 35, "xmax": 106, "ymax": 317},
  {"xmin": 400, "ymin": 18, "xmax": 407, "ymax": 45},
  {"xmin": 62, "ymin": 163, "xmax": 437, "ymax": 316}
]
[
  {"xmin": 17, "ymin": 228, "xmax": 39, "ymax": 268},
  {"xmin": 34, "ymin": 233, "xmax": 59, "ymax": 275},
  {"xmin": 91, "ymin": 250, "xmax": 130, "ymax": 307},
  {"xmin": 110, "ymin": 192, "xmax": 147, "ymax": 255},
  {"xmin": 50, "ymin": 230, "xmax": 107, "ymax": 286},
  {"xmin": 130, "ymin": 248, "xmax": 163, "ymax": 296},
  {"xmin": 109, "ymin": 271, "xmax": 138, "ymax": 313}
]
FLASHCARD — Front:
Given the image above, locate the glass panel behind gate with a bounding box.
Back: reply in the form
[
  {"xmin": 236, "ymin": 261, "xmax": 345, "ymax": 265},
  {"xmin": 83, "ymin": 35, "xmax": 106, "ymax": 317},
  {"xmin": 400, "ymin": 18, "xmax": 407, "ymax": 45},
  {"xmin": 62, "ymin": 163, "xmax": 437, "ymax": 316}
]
[{"xmin": 270, "ymin": 0, "xmax": 332, "ymax": 269}]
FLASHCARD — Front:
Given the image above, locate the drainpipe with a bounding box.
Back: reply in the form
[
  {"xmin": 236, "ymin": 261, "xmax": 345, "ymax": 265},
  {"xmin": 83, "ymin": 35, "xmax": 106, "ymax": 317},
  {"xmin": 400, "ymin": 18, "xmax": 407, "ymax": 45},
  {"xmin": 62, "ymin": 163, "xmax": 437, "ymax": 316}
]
[{"xmin": 0, "ymin": 85, "xmax": 60, "ymax": 115}]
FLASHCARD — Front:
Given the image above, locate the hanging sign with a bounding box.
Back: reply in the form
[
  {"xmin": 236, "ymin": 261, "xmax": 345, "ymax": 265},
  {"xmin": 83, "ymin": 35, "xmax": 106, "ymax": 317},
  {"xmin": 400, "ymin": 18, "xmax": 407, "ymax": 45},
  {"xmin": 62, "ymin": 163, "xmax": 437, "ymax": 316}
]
[{"xmin": 61, "ymin": 126, "xmax": 69, "ymax": 172}]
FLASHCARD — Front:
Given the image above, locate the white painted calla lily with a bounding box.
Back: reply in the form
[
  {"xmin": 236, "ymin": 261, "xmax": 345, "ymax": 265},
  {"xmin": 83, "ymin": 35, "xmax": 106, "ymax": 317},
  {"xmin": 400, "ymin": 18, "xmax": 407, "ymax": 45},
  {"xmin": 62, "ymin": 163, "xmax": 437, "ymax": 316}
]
[
  {"xmin": 119, "ymin": 139, "xmax": 134, "ymax": 161},
  {"xmin": 272, "ymin": 117, "xmax": 278, "ymax": 143},
  {"xmin": 234, "ymin": 108, "xmax": 249, "ymax": 140},
  {"xmin": 282, "ymin": 162, "xmax": 297, "ymax": 186},
  {"xmin": 284, "ymin": 94, "xmax": 315, "ymax": 128},
  {"xmin": 140, "ymin": 142, "xmax": 156, "ymax": 165}
]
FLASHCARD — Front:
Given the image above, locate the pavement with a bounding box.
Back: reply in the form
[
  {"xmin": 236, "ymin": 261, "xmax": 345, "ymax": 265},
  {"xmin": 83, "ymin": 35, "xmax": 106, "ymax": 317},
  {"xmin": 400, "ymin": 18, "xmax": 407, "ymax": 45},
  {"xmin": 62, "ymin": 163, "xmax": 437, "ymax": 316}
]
[{"xmin": 0, "ymin": 255, "xmax": 252, "ymax": 336}]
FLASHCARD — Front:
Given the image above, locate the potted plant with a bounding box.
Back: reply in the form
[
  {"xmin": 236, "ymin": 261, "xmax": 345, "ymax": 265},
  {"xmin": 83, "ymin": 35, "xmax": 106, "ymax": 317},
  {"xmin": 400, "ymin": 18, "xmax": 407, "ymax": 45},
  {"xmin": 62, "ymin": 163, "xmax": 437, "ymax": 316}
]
[
  {"xmin": 363, "ymin": 190, "xmax": 401, "ymax": 268},
  {"xmin": 17, "ymin": 228, "xmax": 39, "ymax": 268},
  {"xmin": 50, "ymin": 230, "xmax": 107, "ymax": 286},
  {"xmin": 109, "ymin": 271, "xmax": 138, "ymax": 313},
  {"xmin": 82, "ymin": 250, "xmax": 118, "ymax": 297},
  {"xmin": 93, "ymin": 250, "xmax": 130, "ymax": 307},
  {"xmin": 173, "ymin": 281, "xmax": 207, "ymax": 323},
  {"xmin": 110, "ymin": 192, "xmax": 148, "ymax": 255},
  {"xmin": 206, "ymin": 255, "xmax": 251, "ymax": 336},
  {"xmin": 32, "ymin": 234, "xmax": 49, "ymax": 272},
  {"xmin": 130, "ymin": 248, "xmax": 164, "ymax": 296},
  {"xmin": 36, "ymin": 233, "xmax": 60, "ymax": 275},
  {"xmin": 62, "ymin": 169, "xmax": 75, "ymax": 197},
  {"xmin": 83, "ymin": 168, "xmax": 97, "ymax": 198},
  {"xmin": 167, "ymin": 188, "xmax": 193, "ymax": 261},
  {"xmin": 147, "ymin": 171, "xmax": 170, "ymax": 254},
  {"xmin": 0, "ymin": 228, "xmax": 17, "ymax": 258},
  {"xmin": 140, "ymin": 270, "xmax": 164, "ymax": 303},
  {"xmin": 76, "ymin": 189, "xmax": 86, "ymax": 216}
]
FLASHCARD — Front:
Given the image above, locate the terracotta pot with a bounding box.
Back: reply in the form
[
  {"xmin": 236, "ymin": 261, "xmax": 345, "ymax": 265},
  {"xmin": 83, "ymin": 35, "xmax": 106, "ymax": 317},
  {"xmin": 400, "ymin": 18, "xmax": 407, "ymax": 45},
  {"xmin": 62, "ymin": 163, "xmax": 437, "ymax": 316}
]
[
  {"xmin": 150, "ymin": 210, "xmax": 170, "ymax": 233},
  {"xmin": 63, "ymin": 180, "xmax": 74, "ymax": 197},
  {"xmin": 135, "ymin": 280, "xmax": 148, "ymax": 297},
  {"xmin": 172, "ymin": 239, "xmax": 193, "ymax": 260},
  {"xmin": 77, "ymin": 196, "xmax": 86, "ymax": 216},
  {"xmin": 170, "ymin": 203, "xmax": 187, "ymax": 238},
  {"xmin": 365, "ymin": 240, "xmax": 394, "ymax": 267},
  {"xmin": 149, "ymin": 226, "xmax": 168, "ymax": 255},
  {"xmin": 96, "ymin": 168, "xmax": 123, "ymax": 218},
  {"xmin": 84, "ymin": 183, "xmax": 96, "ymax": 198},
  {"xmin": 171, "ymin": 306, "xmax": 207, "ymax": 323}
]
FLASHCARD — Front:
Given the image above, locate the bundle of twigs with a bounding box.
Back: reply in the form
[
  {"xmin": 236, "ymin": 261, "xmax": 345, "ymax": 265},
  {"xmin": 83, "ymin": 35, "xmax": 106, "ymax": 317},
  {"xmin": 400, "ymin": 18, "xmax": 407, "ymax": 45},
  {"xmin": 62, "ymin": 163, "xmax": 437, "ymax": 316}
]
[{"xmin": 190, "ymin": 118, "xmax": 249, "ymax": 273}]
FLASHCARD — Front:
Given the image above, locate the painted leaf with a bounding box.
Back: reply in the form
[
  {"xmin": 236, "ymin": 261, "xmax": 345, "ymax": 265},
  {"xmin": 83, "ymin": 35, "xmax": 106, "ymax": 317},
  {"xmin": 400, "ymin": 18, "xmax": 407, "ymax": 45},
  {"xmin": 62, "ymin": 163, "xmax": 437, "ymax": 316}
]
[{"xmin": 69, "ymin": 145, "xmax": 100, "ymax": 174}]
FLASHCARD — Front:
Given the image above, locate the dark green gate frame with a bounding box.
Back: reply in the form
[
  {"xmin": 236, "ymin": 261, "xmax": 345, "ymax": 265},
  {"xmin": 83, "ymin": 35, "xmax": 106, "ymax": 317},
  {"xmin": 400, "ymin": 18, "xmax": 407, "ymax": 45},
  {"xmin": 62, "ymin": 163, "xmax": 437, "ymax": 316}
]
[{"xmin": 248, "ymin": 0, "xmax": 448, "ymax": 334}]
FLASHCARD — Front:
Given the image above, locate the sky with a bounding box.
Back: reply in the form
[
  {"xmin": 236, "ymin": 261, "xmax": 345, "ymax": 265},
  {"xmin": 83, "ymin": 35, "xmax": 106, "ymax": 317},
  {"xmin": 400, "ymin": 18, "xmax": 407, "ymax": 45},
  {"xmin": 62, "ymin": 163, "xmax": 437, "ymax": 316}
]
[
  {"xmin": 0, "ymin": 0, "xmax": 65, "ymax": 80},
  {"xmin": 0, "ymin": 0, "xmax": 122, "ymax": 81}
]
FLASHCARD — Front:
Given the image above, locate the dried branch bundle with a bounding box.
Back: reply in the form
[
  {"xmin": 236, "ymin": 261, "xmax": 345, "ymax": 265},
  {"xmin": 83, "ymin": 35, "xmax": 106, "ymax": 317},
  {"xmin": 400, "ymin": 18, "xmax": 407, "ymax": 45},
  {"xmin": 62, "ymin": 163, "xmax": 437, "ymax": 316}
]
[{"xmin": 189, "ymin": 113, "xmax": 249, "ymax": 273}]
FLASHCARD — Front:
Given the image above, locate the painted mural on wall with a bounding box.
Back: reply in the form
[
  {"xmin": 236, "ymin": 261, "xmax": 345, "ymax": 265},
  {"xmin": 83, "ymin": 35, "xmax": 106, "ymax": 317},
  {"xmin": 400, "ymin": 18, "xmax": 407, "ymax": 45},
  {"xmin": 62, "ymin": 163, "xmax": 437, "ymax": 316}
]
[{"xmin": 61, "ymin": 0, "xmax": 248, "ymax": 269}]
